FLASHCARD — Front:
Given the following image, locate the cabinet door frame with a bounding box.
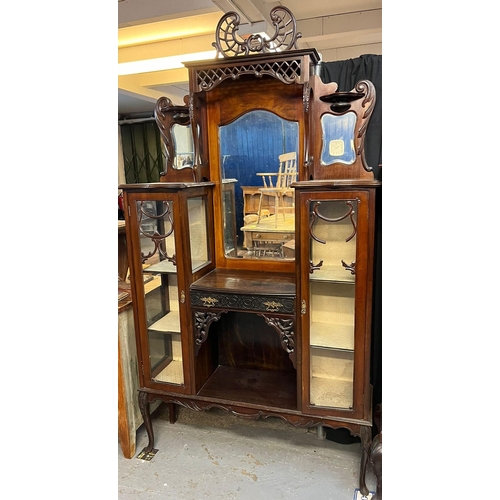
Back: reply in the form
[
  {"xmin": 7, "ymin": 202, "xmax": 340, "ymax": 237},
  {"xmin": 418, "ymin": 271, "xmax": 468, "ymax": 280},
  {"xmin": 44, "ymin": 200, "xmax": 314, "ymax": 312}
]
[
  {"xmin": 124, "ymin": 188, "xmax": 214, "ymax": 395},
  {"xmin": 296, "ymin": 187, "xmax": 376, "ymax": 421}
]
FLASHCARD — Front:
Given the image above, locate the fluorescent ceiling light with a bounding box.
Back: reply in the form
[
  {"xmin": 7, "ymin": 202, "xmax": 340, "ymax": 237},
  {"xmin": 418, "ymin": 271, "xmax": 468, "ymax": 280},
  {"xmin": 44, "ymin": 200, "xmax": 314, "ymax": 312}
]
[{"xmin": 118, "ymin": 50, "xmax": 217, "ymax": 76}]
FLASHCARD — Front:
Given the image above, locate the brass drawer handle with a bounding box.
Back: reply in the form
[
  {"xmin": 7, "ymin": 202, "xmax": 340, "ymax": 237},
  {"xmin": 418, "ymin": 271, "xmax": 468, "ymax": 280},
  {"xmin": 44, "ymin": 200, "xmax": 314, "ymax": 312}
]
[{"xmin": 201, "ymin": 296, "xmax": 218, "ymax": 307}]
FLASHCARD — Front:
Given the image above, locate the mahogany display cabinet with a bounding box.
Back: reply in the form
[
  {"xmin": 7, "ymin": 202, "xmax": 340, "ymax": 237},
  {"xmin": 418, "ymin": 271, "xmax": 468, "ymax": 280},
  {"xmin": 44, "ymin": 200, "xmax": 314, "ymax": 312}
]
[{"xmin": 120, "ymin": 7, "xmax": 380, "ymax": 495}]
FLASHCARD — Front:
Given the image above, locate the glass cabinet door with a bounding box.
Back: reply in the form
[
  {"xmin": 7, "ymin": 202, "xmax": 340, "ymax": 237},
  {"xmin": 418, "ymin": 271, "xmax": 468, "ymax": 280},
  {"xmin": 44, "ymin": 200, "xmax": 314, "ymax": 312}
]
[
  {"xmin": 306, "ymin": 195, "xmax": 361, "ymax": 410},
  {"xmin": 125, "ymin": 186, "xmax": 212, "ymax": 393},
  {"xmin": 136, "ymin": 198, "xmax": 185, "ymax": 386}
]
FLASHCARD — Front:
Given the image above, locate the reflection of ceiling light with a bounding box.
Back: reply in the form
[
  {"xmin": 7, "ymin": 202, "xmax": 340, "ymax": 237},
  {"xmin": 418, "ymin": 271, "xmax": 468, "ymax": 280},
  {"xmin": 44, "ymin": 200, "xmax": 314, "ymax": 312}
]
[{"xmin": 118, "ymin": 50, "xmax": 218, "ymax": 76}]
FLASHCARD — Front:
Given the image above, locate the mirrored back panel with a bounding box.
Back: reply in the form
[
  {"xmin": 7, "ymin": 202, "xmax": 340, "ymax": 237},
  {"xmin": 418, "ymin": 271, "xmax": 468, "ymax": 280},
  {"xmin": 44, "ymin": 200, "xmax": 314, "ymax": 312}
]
[
  {"xmin": 199, "ymin": 74, "xmax": 306, "ymax": 270},
  {"xmin": 219, "ymin": 110, "xmax": 299, "ymax": 260}
]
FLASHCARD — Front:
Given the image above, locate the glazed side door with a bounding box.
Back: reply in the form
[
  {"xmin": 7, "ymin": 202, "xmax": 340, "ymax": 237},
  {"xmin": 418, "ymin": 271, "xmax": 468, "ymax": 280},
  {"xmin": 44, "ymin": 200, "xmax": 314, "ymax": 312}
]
[
  {"xmin": 297, "ymin": 188, "xmax": 375, "ymax": 421},
  {"xmin": 125, "ymin": 188, "xmax": 212, "ymax": 394}
]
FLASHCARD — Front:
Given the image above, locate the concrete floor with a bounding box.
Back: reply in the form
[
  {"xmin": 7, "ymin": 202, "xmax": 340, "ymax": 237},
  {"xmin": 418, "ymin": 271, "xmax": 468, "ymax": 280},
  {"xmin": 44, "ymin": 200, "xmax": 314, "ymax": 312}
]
[{"xmin": 118, "ymin": 405, "xmax": 377, "ymax": 499}]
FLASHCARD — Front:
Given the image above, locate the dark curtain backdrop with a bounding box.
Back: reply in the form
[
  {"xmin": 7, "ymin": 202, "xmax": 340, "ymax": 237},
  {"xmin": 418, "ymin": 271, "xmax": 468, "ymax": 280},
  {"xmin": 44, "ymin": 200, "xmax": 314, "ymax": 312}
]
[
  {"xmin": 320, "ymin": 54, "xmax": 382, "ymax": 436},
  {"xmin": 120, "ymin": 121, "xmax": 165, "ymax": 183}
]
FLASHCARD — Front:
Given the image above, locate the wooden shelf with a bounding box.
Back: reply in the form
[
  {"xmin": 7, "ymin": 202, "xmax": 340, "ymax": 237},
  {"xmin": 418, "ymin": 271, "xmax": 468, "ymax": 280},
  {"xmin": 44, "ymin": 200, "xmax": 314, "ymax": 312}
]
[
  {"xmin": 310, "ymin": 376, "xmax": 353, "ymax": 409},
  {"xmin": 198, "ymin": 365, "xmax": 297, "ymax": 410},
  {"xmin": 310, "ymin": 322, "xmax": 354, "ymax": 351},
  {"xmin": 310, "ymin": 347, "xmax": 353, "ymax": 409},
  {"xmin": 310, "ymin": 266, "xmax": 355, "ymax": 283},
  {"xmin": 148, "ymin": 311, "xmax": 181, "ymax": 333},
  {"xmin": 153, "ymin": 359, "xmax": 184, "ymax": 385},
  {"xmin": 145, "ymin": 260, "xmax": 177, "ymax": 274}
]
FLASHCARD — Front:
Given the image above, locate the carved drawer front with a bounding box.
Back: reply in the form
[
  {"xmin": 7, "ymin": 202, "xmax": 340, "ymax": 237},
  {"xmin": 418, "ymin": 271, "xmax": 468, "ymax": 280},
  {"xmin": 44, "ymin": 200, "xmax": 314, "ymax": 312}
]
[
  {"xmin": 190, "ymin": 290, "xmax": 295, "ymax": 314},
  {"xmin": 190, "ymin": 268, "xmax": 296, "ymax": 315},
  {"xmin": 251, "ymin": 232, "xmax": 294, "ymax": 243}
]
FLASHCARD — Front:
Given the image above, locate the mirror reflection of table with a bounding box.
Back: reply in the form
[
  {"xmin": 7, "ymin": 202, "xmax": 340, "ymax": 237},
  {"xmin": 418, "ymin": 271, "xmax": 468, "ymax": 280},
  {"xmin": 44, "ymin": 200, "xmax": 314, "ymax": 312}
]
[{"xmin": 240, "ymin": 214, "xmax": 295, "ymax": 258}]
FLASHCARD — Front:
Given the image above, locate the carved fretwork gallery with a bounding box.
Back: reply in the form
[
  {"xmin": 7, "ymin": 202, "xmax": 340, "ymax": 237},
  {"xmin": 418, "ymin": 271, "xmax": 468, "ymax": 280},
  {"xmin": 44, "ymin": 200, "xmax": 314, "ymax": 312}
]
[{"xmin": 120, "ymin": 6, "xmax": 380, "ymax": 497}]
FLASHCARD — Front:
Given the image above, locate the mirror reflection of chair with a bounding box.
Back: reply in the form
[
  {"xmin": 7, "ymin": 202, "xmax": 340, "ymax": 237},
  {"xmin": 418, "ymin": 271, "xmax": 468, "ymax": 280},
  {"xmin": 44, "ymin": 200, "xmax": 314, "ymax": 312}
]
[{"xmin": 256, "ymin": 152, "xmax": 297, "ymax": 227}]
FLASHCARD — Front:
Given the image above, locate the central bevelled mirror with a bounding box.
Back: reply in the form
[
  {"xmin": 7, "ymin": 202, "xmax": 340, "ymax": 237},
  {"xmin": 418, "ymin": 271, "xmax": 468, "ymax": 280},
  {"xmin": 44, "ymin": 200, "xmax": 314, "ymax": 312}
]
[{"xmin": 219, "ymin": 110, "xmax": 299, "ymax": 260}]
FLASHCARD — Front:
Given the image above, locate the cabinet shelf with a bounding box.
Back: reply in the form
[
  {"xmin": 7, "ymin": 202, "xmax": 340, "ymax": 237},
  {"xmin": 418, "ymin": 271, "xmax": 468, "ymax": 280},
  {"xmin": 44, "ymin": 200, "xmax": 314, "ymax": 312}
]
[
  {"xmin": 310, "ymin": 322, "xmax": 354, "ymax": 351},
  {"xmin": 310, "ymin": 376, "xmax": 353, "ymax": 409},
  {"xmin": 310, "ymin": 267, "xmax": 355, "ymax": 283},
  {"xmin": 145, "ymin": 259, "xmax": 208, "ymax": 274},
  {"xmin": 148, "ymin": 311, "xmax": 181, "ymax": 333},
  {"xmin": 145, "ymin": 260, "xmax": 177, "ymax": 274},
  {"xmin": 310, "ymin": 347, "xmax": 353, "ymax": 409},
  {"xmin": 153, "ymin": 359, "xmax": 184, "ymax": 384},
  {"xmin": 197, "ymin": 365, "xmax": 297, "ymax": 410}
]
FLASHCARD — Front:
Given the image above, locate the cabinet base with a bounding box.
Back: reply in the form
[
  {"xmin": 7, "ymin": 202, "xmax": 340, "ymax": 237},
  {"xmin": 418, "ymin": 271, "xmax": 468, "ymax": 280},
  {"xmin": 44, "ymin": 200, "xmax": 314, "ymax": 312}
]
[{"xmin": 138, "ymin": 389, "xmax": 372, "ymax": 495}]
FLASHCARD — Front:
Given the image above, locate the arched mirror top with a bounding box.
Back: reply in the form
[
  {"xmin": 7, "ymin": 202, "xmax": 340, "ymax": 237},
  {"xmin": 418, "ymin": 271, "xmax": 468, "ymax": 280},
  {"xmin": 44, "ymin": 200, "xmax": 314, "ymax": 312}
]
[
  {"xmin": 218, "ymin": 106, "xmax": 299, "ymax": 129},
  {"xmin": 219, "ymin": 109, "xmax": 299, "ymax": 261}
]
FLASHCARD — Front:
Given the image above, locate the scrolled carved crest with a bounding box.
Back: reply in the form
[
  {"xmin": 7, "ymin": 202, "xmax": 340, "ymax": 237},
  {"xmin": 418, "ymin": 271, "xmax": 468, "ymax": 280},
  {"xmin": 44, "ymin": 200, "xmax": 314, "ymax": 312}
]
[
  {"xmin": 213, "ymin": 6, "xmax": 302, "ymax": 58},
  {"xmin": 354, "ymin": 80, "xmax": 376, "ymax": 171}
]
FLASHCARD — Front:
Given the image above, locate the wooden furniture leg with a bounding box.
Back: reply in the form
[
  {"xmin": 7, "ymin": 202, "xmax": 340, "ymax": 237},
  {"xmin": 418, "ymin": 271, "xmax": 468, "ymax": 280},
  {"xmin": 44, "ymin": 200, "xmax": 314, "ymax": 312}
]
[
  {"xmin": 359, "ymin": 425, "xmax": 372, "ymax": 497},
  {"xmin": 371, "ymin": 432, "xmax": 382, "ymax": 499},
  {"xmin": 168, "ymin": 402, "xmax": 178, "ymax": 424},
  {"xmin": 138, "ymin": 391, "xmax": 155, "ymax": 453},
  {"xmin": 371, "ymin": 404, "xmax": 382, "ymax": 499}
]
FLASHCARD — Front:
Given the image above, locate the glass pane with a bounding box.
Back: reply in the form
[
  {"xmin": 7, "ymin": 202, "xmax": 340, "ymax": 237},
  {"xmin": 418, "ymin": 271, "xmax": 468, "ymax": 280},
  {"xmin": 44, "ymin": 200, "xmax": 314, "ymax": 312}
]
[
  {"xmin": 188, "ymin": 196, "xmax": 210, "ymax": 271},
  {"xmin": 320, "ymin": 112, "xmax": 356, "ymax": 166},
  {"xmin": 219, "ymin": 110, "xmax": 299, "ymax": 260},
  {"xmin": 172, "ymin": 123, "xmax": 194, "ymax": 170},
  {"xmin": 136, "ymin": 199, "xmax": 184, "ymax": 386},
  {"xmin": 308, "ymin": 199, "xmax": 358, "ymax": 409}
]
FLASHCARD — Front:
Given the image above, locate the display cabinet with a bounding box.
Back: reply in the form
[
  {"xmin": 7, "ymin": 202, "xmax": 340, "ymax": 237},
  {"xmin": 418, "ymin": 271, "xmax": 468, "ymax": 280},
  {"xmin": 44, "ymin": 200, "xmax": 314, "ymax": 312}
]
[
  {"xmin": 121, "ymin": 183, "xmax": 215, "ymax": 397},
  {"xmin": 295, "ymin": 183, "xmax": 377, "ymax": 417},
  {"xmin": 120, "ymin": 6, "xmax": 379, "ymax": 496}
]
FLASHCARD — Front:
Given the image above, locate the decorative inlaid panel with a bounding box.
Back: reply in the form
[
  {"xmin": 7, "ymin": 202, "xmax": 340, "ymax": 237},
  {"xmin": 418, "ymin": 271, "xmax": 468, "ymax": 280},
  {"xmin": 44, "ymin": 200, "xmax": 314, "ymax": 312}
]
[{"xmin": 190, "ymin": 290, "xmax": 295, "ymax": 314}]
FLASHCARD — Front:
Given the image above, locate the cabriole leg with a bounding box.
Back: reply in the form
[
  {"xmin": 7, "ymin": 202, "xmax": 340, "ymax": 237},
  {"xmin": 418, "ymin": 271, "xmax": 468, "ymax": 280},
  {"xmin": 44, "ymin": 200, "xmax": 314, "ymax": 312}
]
[
  {"xmin": 138, "ymin": 391, "xmax": 155, "ymax": 453},
  {"xmin": 371, "ymin": 432, "xmax": 382, "ymax": 499},
  {"xmin": 359, "ymin": 425, "xmax": 372, "ymax": 496}
]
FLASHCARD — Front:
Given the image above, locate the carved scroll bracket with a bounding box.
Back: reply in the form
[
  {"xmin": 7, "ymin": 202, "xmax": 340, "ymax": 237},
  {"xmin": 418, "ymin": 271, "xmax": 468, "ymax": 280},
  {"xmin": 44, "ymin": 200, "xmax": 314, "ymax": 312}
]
[
  {"xmin": 193, "ymin": 310, "xmax": 225, "ymax": 355},
  {"xmin": 259, "ymin": 314, "xmax": 296, "ymax": 368}
]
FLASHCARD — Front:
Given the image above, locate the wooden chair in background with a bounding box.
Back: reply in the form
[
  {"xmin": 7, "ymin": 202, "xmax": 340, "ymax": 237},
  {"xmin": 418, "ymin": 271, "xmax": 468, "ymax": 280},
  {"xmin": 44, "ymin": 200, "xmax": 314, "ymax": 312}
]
[{"xmin": 256, "ymin": 152, "xmax": 297, "ymax": 227}]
